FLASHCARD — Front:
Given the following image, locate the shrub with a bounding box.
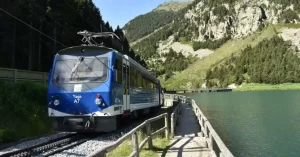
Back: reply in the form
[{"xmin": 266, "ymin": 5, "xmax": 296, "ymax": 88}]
[{"xmin": 0, "ymin": 81, "xmax": 52, "ymax": 144}]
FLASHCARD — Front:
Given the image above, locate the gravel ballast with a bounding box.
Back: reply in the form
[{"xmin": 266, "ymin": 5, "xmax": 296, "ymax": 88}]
[{"xmin": 0, "ymin": 132, "xmax": 74, "ymax": 156}]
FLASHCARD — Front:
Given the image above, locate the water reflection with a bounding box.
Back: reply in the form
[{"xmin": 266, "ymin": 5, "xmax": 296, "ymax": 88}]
[{"xmin": 185, "ymin": 91, "xmax": 300, "ymax": 157}]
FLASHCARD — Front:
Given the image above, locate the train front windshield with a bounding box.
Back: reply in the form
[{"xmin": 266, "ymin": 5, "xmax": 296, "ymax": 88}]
[{"xmin": 52, "ymin": 57, "xmax": 109, "ymax": 83}]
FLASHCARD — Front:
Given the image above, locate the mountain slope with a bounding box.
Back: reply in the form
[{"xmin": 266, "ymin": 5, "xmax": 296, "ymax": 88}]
[
  {"xmin": 160, "ymin": 24, "xmax": 300, "ymax": 89},
  {"xmin": 125, "ymin": 0, "xmax": 300, "ymax": 90},
  {"xmin": 159, "ymin": 25, "xmax": 278, "ymax": 89},
  {"xmin": 123, "ymin": 1, "xmax": 192, "ymax": 42},
  {"xmin": 154, "ymin": 1, "xmax": 192, "ymax": 12}
]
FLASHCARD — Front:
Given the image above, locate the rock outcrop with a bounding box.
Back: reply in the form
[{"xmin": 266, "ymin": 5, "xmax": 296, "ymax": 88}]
[
  {"xmin": 157, "ymin": 36, "xmax": 214, "ymax": 59},
  {"xmin": 185, "ymin": 0, "xmax": 300, "ymax": 41},
  {"xmin": 280, "ymin": 28, "xmax": 300, "ymax": 51}
]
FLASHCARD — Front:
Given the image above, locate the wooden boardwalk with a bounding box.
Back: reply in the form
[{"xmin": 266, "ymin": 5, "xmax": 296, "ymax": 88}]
[{"xmin": 157, "ymin": 103, "xmax": 211, "ymax": 157}]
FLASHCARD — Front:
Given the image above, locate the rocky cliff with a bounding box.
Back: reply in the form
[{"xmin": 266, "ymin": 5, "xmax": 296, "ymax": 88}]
[{"xmin": 185, "ymin": 0, "xmax": 300, "ymax": 41}]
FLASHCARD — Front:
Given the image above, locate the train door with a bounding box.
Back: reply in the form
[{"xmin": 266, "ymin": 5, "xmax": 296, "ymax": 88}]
[{"xmin": 122, "ymin": 59, "xmax": 130, "ymax": 111}]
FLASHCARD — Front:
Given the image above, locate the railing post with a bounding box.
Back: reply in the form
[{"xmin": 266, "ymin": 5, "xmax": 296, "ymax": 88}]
[
  {"xmin": 209, "ymin": 132, "xmax": 213, "ymax": 150},
  {"xmin": 165, "ymin": 114, "xmax": 169, "ymax": 140},
  {"xmin": 204, "ymin": 125, "xmax": 209, "ymax": 148},
  {"xmin": 220, "ymin": 151, "xmax": 224, "ymax": 157},
  {"xmin": 146, "ymin": 122, "xmax": 153, "ymax": 149},
  {"xmin": 171, "ymin": 113, "xmax": 174, "ymax": 138},
  {"xmin": 132, "ymin": 132, "xmax": 139, "ymax": 157}
]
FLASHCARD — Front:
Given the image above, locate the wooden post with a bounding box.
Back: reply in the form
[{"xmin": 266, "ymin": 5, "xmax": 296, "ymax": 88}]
[
  {"xmin": 165, "ymin": 114, "xmax": 169, "ymax": 139},
  {"xmin": 209, "ymin": 132, "xmax": 213, "ymax": 150},
  {"xmin": 200, "ymin": 131, "xmax": 204, "ymax": 137},
  {"xmin": 220, "ymin": 152, "xmax": 224, "ymax": 157},
  {"xmin": 146, "ymin": 122, "xmax": 153, "ymax": 149},
  {"xmin": 132, "ymin": 132, "xmax": 139, "ymax": 157},
  {"xmin": 204, "ymin": 125, "xmax": 209, "ymax": 148}
]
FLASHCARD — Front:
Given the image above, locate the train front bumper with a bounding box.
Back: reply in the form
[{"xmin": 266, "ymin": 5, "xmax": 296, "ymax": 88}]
[{"xmin": 51, "ymin": 116, "xmax": 117, "ymax": 132}]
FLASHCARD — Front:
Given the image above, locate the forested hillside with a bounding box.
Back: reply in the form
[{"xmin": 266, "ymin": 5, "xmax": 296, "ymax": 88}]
[
  {"xmin": 0, "ymin": 0, "xmax": 145, "ymax": 72},
  {"xmin": 206, "ymin": 36, "xmax": 300, "ymax": 88},
  {"xmin": 123, "ymin": 1, "xmax": 192, "ymax": 43},
  {"xmin": 123, "ymin": 11, "xmax": 179, "ymax": 43}
]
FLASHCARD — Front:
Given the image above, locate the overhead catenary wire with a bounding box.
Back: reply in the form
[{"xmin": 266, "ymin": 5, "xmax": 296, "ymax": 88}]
[{"xmin": 0, "ymin": 7, "xmax": 68, "ymax": 48}]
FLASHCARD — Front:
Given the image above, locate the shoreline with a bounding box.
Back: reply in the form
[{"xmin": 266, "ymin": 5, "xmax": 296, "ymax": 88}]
[{"xmin": 232, "ymin": 83, "xmax": 300, "ymax": 91}]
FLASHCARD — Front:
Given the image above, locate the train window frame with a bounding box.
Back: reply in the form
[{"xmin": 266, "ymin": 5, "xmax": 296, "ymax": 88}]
[
  {"xmin": 114, "ymin": 58, "xmax": 122, "ymax": 84},
  {"xmin": 52, "ymin": 57, "xmax": 109, "ymax": 84}
]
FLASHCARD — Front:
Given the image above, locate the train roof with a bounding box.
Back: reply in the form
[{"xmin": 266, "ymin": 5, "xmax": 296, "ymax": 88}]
[
  {"xmin": 56, "ymin": 45, "xmax": 158, "ymax": 83},
  {"xmin": 57, "ymin": 45, "xmax": 114, "ymax": 55},
  {"xmin": 123, "ymin": 55, "xmax": 158, "ymax": 82}
]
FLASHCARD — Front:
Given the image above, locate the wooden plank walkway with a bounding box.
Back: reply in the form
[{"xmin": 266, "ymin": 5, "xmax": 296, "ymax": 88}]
[{"xmin": 157, "ymin": 103, "xmax": 211, "ymax": 157}]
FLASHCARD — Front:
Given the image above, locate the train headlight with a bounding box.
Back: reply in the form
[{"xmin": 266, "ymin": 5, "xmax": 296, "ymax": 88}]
[
  {"xmin": 95, "ymin": 94, "xmax": 102, "ymax": 105},
  {"xmin": 95, "ymin": 98, "xmax": 102, "ymax": 105},
  {"xmin": 54, "ymin": 99, "xmax": 60, "ymax": 106}
]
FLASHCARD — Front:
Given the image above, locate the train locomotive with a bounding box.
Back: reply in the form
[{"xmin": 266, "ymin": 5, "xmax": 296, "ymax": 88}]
[{"xmin": 47, "ymin": 31, "xmax": 163, "ymax": 132}]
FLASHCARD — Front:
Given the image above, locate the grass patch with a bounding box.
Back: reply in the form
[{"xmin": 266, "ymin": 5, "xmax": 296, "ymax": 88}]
[
  {"xmin": 162, "ymin": 25, "xmax": 279, "ymax": 90},
  {"xmin": 107, "ymin": 131, "xmax": 169, "ymax": 157},
  {"xmin": 178, "ymin": 37, "xmax": 193, "ymax": 45},
  {"xmin": 162, "ymin": 40, "xmax": 169, "ymax": 45},
  {"xmin": 0, "ymin": 81, "xmax": 52, "ymax": 144},
  {"xmin": 234, "ymin": 83, "xmax": 300, "ymax": 91},
  {"xmin": 277, "ymin": 23, "xmax": 300, "ymax": 29}
]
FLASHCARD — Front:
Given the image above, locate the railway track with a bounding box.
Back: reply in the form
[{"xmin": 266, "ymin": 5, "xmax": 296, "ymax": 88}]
[
  {"xmin": 0, "ymin": 133, "xmax": 97, "ymax": 157},
  {"xmin": 0, "ymin": 112, "xmax": 162, "ymax": 157},
  {"xmin": 0, "ymin": 125, "xmax": 139, "ymax": 157}
]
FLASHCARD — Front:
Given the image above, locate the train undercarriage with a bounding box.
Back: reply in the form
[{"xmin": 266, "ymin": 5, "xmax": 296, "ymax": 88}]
[{"xmin": 51, "ymin": 105, "xmax": 161, "ymax": 133}]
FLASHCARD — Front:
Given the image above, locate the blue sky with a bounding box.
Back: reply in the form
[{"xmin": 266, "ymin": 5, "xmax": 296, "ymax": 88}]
[{"xmin": 94, "ymin": 0, "xmax": 186, "ymax": 30}]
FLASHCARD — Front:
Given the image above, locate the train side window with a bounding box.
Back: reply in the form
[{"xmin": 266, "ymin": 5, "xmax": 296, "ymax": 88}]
[
  {"xmin": 142, "ymin": 77, "xmax": 146, "ymax": 89},
  {"xmin": 147, "ymin": 79, "xmax": 150, "ymax": 90},
  {"xmin": 137, "ymin": 72, "xmax": 140, "ymax": 88},
  {"xmin": 143, "ymin": 78, "xmax": 146, "ymax": 89},
  {"xmin": 152, "ymin": 82, "xmax": 155, "ymax": 91},
  {"xmin": 114, "ymin": 59, "xmax": 122, "ymax": 84},
  {"xmin": 144, "ymin": 77, "xmax": 149, "ymax": 89},
  {"xmin": 137, "ymin": 72, "xmax": 142, "ymax": 88},
  {"xmin": 151, "ymin": 82, "xmax": 154, "ymax": 91},
  {"xmin": 130, "ymin": 68, "xmax": 136, "ymax": 88},
  {"xmin": 145, "ymin": 78, "xmax": 148, "ymax": 90}
]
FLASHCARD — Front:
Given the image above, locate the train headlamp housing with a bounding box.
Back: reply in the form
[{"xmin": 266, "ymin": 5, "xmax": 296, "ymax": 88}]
[
  {"xmin": 54, "ymin": 99, "xmax": 60, "ymax": 106},
  {"xmin": 52, "ymin": 95, "xmax": 60, "ymax": 106},
  {"xmin": 95, "ymin": 94, "xmax": 103, "ymax": 105}
]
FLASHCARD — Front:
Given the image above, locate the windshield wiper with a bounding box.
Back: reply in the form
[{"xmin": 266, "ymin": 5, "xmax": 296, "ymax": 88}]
[
  {"xmin": 70, "ymin": 56, "xmax": 85, "ymax": 79},
  {"xmin": 71, "ymin": 61, "xmax": 81, "ymax": 74}
]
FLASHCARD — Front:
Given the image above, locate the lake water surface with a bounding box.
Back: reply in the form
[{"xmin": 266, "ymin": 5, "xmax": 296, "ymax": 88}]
[{"xmin": 185, "ymin": 91, "xmax": 300, "ymax": 157}]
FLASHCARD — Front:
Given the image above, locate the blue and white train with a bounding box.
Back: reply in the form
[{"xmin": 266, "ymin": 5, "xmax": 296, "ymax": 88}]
[{"xmin": 47, "ymin": 31, "xmax": 163, "ymax": 132}]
